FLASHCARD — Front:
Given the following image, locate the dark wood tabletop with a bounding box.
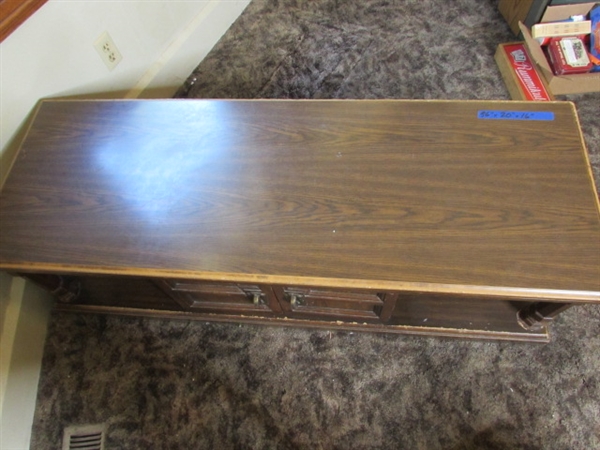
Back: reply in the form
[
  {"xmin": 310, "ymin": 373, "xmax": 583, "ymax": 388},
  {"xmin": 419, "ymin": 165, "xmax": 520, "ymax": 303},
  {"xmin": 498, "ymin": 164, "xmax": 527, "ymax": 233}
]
[{"xmin": 1, "ymin": 100, "xmax": 599, "ymax": 300}]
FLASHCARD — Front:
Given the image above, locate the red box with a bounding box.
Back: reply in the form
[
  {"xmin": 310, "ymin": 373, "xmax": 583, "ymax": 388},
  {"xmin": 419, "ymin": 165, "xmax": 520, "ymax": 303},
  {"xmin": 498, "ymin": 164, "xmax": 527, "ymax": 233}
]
[
  {"xmin": 546, "ymin": 36, "xmax": 593, "ymax": 75},
  {"xmin": 494, "ymin": 43, "xmax": 554, "ymax": 100}
]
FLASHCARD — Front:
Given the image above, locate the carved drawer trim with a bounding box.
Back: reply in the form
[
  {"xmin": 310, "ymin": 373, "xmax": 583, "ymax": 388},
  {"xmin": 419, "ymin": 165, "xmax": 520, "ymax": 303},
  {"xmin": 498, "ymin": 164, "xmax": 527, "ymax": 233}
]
[
  {"xmin": 156, "ymin": 279, "xmax": 280, "ymax": 315},
  {"xmin": 274, "ymin": 286, "xmax": 397, "ymax": 322}
]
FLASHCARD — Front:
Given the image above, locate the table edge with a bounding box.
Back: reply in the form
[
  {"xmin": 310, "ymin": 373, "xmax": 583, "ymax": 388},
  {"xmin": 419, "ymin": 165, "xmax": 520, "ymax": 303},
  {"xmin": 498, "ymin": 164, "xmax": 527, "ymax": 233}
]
[{"xmin": 3, "ymin": 262, "xmax": 599, "ymax": 303}]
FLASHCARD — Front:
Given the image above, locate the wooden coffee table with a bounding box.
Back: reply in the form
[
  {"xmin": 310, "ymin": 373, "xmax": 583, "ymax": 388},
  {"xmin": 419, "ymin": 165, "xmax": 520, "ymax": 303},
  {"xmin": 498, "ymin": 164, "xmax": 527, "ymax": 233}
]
[{"xmin": 1, "ymin": 99, "xmax": 598, "ymax": 342}]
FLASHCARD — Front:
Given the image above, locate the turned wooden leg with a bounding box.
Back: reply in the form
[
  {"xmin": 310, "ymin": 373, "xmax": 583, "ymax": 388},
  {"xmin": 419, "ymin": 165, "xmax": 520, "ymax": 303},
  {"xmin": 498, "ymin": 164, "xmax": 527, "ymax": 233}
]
[
  {"xmin": 21, "ymin": 274, "xmax": 81, "ymax": 303},
  {"xmin": 517, "ymin": 302, "xmax": 573, "ymax": 331}
]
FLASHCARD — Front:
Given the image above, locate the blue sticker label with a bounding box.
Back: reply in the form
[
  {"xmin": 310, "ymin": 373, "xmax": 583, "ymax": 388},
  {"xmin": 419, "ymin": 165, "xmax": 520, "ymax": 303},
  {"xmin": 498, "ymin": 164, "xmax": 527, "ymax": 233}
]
[{"xmin": 477, "ymin": 110, "xmax": 555, "ymax": 121}]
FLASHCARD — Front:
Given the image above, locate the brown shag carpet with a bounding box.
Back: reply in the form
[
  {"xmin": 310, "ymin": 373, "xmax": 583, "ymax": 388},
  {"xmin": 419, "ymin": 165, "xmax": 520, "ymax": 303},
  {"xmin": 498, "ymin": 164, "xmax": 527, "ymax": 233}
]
[{"xmin": 31, "ymin": 0, "xmax": 600, "ymax": 449}]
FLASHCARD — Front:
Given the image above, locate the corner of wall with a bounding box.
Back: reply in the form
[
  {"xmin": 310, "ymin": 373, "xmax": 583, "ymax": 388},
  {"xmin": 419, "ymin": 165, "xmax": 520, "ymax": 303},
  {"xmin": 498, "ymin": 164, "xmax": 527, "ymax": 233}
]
[{"xmin": 129, "ymin": 0, "xmax": 251, "ymax": 99}]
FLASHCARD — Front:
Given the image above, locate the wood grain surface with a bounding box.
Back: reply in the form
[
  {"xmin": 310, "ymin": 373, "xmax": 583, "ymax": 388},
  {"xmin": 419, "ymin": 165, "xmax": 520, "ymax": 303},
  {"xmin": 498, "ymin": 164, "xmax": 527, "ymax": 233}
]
[
  {"xmin": 1, "ymin": 100, "xmax": 599, "ymax": 300},
  {"xmin": 498, "ymin": 0, "xmax": 535, "ymax": 35}
]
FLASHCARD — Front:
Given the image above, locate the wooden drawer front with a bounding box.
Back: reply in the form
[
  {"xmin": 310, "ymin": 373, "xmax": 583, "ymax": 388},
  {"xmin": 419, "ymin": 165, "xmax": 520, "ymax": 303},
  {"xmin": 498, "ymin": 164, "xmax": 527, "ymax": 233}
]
[
  {"xmin": 158, "ymin": 280, "xmax": 279, "ymax": 315},
  {"xmin": 274, "ymin": 287, "xmax": 397, "ymax": 322}
]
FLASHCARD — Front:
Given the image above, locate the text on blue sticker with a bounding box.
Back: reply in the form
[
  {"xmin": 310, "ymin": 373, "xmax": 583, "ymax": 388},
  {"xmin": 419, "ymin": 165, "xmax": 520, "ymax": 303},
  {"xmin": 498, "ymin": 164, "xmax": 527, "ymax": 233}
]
[{"xmin": 477, "ymin": 110, "xmax": 555, "ymax": 121}]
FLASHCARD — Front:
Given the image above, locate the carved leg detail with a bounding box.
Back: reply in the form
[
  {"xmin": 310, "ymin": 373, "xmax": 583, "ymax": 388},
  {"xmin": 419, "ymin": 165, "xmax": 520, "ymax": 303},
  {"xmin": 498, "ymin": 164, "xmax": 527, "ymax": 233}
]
[
  {"xmin": 22, "ymin": 274, "xmax": 81, "ymax": 303},
  {"xmin": 517, "ymin": 302, "xmax": 573, "ymax": 331}
]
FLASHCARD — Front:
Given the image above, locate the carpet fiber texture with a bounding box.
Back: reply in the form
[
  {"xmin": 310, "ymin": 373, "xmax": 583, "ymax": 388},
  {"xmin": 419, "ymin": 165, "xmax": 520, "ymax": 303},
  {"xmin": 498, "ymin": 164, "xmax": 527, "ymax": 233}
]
[{"xmin": 31, "ymin": 0, "xmax": 599, "ymax": 449}]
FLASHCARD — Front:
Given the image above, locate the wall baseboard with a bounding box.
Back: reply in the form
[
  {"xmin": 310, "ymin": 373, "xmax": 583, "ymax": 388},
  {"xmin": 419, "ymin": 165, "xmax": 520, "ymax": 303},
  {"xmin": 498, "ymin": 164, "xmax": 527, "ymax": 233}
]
[{"xmin": 128, "ymin": 0, "xmax": 251, "ymax": 99}]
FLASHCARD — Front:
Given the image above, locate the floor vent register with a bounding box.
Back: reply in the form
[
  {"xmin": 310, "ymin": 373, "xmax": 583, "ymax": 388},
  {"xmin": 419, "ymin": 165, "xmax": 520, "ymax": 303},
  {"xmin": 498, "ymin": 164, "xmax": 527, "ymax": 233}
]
[{"xmin": 62, "ymin": 424, "xmax": 106, "ymax": 450}]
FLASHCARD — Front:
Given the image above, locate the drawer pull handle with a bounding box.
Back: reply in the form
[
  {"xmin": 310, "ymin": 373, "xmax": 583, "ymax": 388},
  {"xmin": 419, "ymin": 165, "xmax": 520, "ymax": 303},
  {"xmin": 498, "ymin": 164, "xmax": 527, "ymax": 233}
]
[
  {"xmin": 252, "ymin": 293, "xmax": 261, "ymax": 305},
  {"xmin": 289, "ymin": 294, "xmax": 304, "ymax": 306}
]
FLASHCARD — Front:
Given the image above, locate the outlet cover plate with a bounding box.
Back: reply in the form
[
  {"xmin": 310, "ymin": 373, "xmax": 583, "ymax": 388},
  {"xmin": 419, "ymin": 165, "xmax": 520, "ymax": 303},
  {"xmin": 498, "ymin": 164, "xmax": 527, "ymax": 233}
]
[{"xmin": 94, "ymin": 31, "xmax": 122, "ymax": 71}]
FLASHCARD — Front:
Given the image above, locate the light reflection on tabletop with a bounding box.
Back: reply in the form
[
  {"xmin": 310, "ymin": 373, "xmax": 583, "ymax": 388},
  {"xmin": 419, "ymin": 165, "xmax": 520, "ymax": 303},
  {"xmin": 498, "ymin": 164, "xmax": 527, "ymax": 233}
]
[{"xmin": 95, "ymin": 101, "xmax": 236, "ymax": 225}]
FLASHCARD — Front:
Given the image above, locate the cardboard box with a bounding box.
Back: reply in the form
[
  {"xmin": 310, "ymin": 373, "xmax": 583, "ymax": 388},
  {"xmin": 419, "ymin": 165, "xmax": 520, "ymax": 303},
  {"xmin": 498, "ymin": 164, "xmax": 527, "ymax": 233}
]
[
  {"xmin": 498, "ymin": 0, "xmax": 596, "ymax": 35},
  {"xmin": 495, "ymin": 42, "xmax": 555, "ymax": 100},
  {"xmin": 518, "ymin": 5, "xmax": 600, "ymax": 95},
  {"xmin": 520, "ymin": 21, "xmax": 600, "ymax": 94},
  {"xmin": 539, "ymin": 2, "xmax": 596, "ymax": 23}
]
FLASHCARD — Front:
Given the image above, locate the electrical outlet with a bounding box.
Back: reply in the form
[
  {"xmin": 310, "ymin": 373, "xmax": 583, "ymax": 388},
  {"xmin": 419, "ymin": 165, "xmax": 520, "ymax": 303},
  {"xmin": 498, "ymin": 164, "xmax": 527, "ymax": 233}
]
[{"xmin": 94, "ymin": 31, "xmax": 122, "ymax": 71}]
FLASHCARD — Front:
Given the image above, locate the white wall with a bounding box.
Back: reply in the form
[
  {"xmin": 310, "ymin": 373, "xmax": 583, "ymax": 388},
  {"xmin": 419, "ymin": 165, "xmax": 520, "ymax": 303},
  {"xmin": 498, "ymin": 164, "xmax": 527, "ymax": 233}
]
[
  {"xmin": 0, "ymin": 1, "xmax": 250, "ymax": 448},
  {"xmin": 0, "ymin": 278, "xmax": 52, "ymax": 450}
]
